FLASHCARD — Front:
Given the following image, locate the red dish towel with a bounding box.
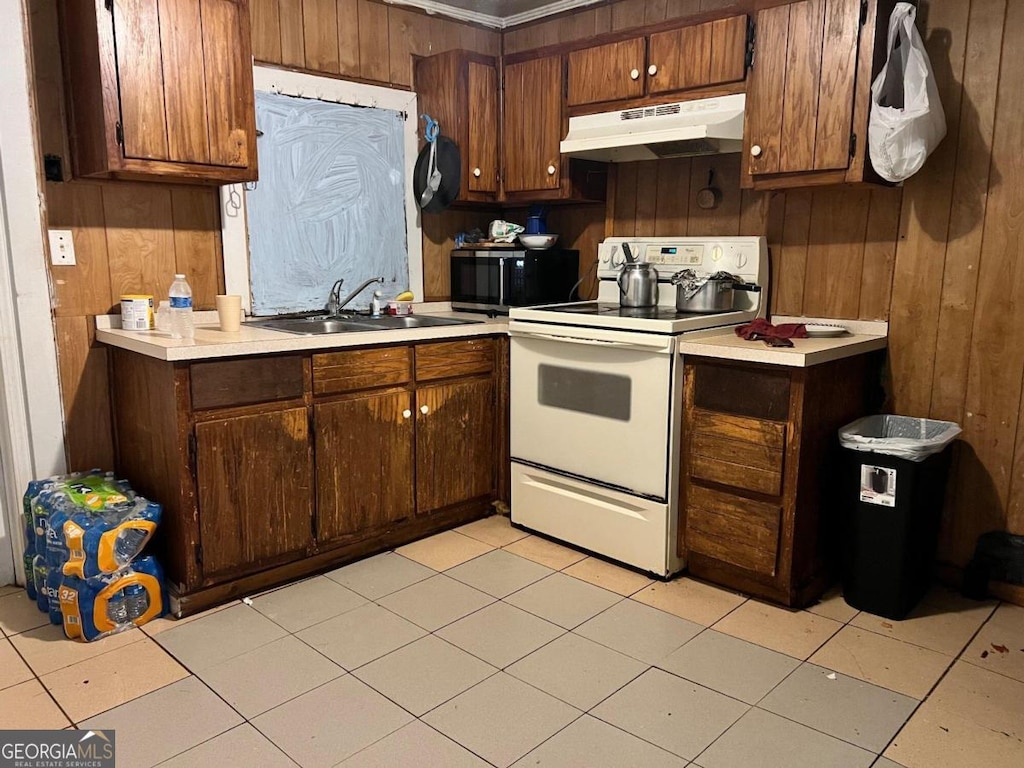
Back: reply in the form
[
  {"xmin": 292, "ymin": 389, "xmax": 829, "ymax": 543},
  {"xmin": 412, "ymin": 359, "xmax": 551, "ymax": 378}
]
[{"xmin": 735, "ymin": 318, "xmax": 808, "ymax": 347}]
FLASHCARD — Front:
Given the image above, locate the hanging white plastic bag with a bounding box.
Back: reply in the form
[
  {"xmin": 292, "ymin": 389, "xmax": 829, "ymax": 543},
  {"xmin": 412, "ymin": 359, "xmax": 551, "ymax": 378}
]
[{"xmin": 868, "ymin": 3, "xmax": 946, "ymax": 183}]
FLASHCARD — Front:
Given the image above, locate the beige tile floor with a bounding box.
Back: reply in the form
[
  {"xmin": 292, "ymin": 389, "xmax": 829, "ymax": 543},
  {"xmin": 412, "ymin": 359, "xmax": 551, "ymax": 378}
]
[{"xmin": 1, "ymin": 515, "xmax": 1021, "ymax": 767}]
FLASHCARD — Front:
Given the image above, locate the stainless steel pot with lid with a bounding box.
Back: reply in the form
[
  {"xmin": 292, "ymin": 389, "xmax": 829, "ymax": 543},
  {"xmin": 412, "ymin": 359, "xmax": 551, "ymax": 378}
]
[
  {"xmin": 617, "ymin": 263, "xmax": 659, "ymax": 308},
  {"xmin": 671, "ymin": 270, "xmax": 758, "ymax": 313}
]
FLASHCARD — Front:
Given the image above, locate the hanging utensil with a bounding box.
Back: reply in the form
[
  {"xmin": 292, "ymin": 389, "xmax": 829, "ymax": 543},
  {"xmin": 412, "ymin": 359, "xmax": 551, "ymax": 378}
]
[
  {"xmin": 418, "ymin": 115, "xmax": 442, "ymax": 208},
  {"xmin": 622, "ymin": 241, "xmax": 636, "ymax": 264}
]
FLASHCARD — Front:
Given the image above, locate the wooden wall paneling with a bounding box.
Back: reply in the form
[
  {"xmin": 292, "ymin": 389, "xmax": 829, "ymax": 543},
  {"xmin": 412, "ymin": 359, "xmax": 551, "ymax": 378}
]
[
  {"xmin": 53, "ymin": 316, "xmax": 115, "ymax": 472},
  {"xmin": 611, "ymin": 0, "xmax": 650, "ymax": 31},
  {"xmin": 778, "ymin": 0, "xmax": 823, "ymax": 173},
  {"xmin": 278, "ymin": 0, "xmax": 306, "ymax": 67},
  {"xmin": 250, "ymin": 0, "xmax": 283, "ymax": 63},
  {"xmin": 654, "ymin": 157, "xmax": 692, "ymax": 235},
  {"xmin": 336, "ymin": 0, "xmax": 360, "ymax": 76},
  {"xmin": 772, "ymin": 191, "xmax": 812, "ymax": 315},
  {"xmin": 666, "ymin": 0, "xmax": 703, "ymax": 18},
  {"xmin": 963, "ymin": 0, "xmax": 1024, "ymax": 560},
  {"xmin": 159, "ymin": 0, "xmax": 212, "ymax": 164},
  {"xmin": 857, "ymin": 187, "xmax": 902, "ymax": 321},
  {"xmin": 686, "ymin": 154, "xmax": 742, "ymax": 236},
  {"xmin": 634, "ymin": 160, "xmax": 660, "ymax": 236},
  {"xmin": 738, "ymin": 188, "xmax": 771, "ymax": 237},
  {"xmin": 608, "ymin": 162, "xmax": 639, "ymax": 235},
  {"xmin": 386, "ymin": 7, "xmax": 419, "ymax": 86},
  {"xmin": 112, "ymin": 0, "xmax": 169, "ymax": 161},
  {"xmin": 646, "ymin": 0, "xmax": 670, "ymax": 23},
  {"xmin": 171, "ymin": 187, "xmax": 224, "ymax": 309},
  {"xmin": 27, "ymin": 0, "xmax": 69, "ymax": 175},
  {"xmin": 888, "ymin": 0, "xmax": 971, "ymax": 417},
  {"xmin": 930, "ymin": 0, "xmax": 1005, "ymax": 423},
  {"xmin": 46, "ymin": 182, "xmax": 114, "ymax": 316},
  {"xmin": 764, "ymin": 191, "xmax": 786, "ymax": 314},
  {"xmin": 547, "ymin": 205, "xmax": 606, "ymax": 299},
  {"xmin": 101, "ymin": 184, "xmax": 176, "ymax": 304},
  {"xmin": 302, "ymin": 0, "xmax": 341, "ymax": 73},
  {"xmin": 812, "ymin": 0, "xmax": 859, "ymax": 170},
  {"xmin": 801, "ymin": 188, "xmax": 870, "ymax": 319},
  {"xmin": 357, "ymin": 0, "xmax": 390, "ymax": 82}
]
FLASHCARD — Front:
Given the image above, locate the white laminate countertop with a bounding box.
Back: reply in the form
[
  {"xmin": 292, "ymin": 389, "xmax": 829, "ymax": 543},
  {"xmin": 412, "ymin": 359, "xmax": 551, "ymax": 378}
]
[
  {"xmin": 677, "ymin": 317, "xmax": 888, "ymax": 367},
  {"xmin": 96, "ymin": 309, "xmax": 509, "ymax": 361}
]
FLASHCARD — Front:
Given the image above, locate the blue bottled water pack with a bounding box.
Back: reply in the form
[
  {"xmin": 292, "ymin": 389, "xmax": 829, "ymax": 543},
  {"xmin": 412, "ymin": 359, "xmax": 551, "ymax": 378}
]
[
  {"xmin": 33, "ymin": 471, "xmax": 161, "ymax": 579},
  {"xmin": 22, "ymin": 482, "xmax": 40, "ymax": 601},
  {"xmin": 59, "ymin": 556, "xmax": 167, "ymax": 642}
]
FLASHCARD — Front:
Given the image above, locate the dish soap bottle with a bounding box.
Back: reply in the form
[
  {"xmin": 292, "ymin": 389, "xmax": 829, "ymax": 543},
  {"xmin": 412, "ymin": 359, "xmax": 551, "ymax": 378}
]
[{"xmin": 168, "ymin": 274, "xmax": 194, "ymax": 340}]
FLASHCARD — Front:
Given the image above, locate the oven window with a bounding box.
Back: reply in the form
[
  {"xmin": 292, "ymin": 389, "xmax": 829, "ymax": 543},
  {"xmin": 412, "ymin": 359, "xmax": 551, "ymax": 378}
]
[{"xmin": 537, "ymin": 364, "xmax": 632, "ymax": 421}]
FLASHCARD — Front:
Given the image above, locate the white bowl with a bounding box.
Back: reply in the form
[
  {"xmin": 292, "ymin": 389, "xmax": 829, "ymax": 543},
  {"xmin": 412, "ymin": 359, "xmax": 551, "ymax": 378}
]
[{"xmin": 518, "ymin": 234, "xmax": 559, "ymax": 250}]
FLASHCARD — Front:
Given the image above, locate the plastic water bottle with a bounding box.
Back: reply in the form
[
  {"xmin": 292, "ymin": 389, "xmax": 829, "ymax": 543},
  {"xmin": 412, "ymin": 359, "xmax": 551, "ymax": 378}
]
[
  {"xmin": 125, "ymin": 584, "xmax": 150, "ymax": 621},
  {"xmin": 168, "ymin": 274, "xmax": 194, "ymax": 340},
  {"xmin": 115, "ymin": 527, "xmax": 149, "ymax": 567},
  {"xmin": 107, "ymin": 590, "xmax": 128, "ymax": 625}
]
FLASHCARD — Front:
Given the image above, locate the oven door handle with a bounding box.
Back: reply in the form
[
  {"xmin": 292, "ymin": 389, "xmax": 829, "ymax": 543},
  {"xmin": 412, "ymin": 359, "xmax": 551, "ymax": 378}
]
[{"xmin": 509, "ymin": 328, "xmax": 673, "ymax": 354}]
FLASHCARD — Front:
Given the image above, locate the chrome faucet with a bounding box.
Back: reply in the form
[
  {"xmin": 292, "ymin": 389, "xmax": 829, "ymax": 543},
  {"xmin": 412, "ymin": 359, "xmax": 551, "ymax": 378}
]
[{"xmin": 326, "ymin": 276, "xmax": 385, "ymax": 315}]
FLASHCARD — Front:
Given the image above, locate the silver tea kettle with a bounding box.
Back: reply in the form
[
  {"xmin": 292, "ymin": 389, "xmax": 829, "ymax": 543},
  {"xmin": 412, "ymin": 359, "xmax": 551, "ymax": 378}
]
[{"xmin": 618, "ymin": 262, "xmax": 659, "ymax": 308}]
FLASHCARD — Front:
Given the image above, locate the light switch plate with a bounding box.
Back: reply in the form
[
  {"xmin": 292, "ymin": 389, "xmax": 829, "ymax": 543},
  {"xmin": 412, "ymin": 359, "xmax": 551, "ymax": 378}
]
[{"xmin": 48, "ymin": 229, "xmax": 76, "ymax": 266}]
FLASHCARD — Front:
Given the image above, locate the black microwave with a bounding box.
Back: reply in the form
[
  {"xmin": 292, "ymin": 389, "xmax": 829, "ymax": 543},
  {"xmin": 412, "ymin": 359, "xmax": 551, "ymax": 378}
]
[{"xmin": 450, "ymin": 248, "xmax": 580, "ymax": 314}]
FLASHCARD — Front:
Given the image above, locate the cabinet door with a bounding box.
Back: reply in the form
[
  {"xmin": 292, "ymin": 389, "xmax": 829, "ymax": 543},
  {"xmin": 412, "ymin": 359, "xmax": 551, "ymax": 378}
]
[
  {"xmin": 195, "ymin": 408, "xmax": 312, "ymax": 579},
  {"xmin": 112, "ymin": 0, "xmax": 255, "ymax": 167},
  {"xmin": 567, "ymin": 38, "xmax": 646, "ymax": 106},
  {"xmin": 314, "ymin": 391, "xmax": 415, "ymax": 545},
  {"xmin": 467, "ymin": 61, "xmax": 499, "ymax": 193},
  {"xmin": 416, "ymin": 377, "xmax": 495, "ymax": 514},
  {"xmin": 503, "ymin": 57, "xmax": 563, "ymax": 193},
  {"xmin": 648, "ymin": 16, "xmax": 747, "ymax": 95},
  {"xmin": 745, "ymin": 0, "xmax": 861, "ymax": 176}
]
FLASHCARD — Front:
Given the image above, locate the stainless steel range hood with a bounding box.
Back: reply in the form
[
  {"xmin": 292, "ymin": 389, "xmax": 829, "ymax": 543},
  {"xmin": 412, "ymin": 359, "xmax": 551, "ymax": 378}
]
[{"xmin": 560, "ymin": 93, "xmax": 746, "ymax": 162}]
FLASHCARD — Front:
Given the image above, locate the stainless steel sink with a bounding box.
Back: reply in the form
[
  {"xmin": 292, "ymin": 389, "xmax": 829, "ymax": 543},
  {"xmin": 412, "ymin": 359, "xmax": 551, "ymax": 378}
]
[
  {"xmin": 358, "ymin": 315, "xmax": 482, "ymax": 329},
  {"xmin": 251, "ymin": 313, "xmax": 481, "ymax": 335}
]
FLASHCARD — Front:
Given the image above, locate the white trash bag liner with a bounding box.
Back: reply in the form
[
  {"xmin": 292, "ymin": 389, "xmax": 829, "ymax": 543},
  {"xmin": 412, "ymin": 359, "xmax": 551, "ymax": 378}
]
[
  {"xmin": 839, "ymin": 415, "xmax": 961, "ymax": 462},
  {"xmin": 868, "ymin": 2, "xmax": 946, "ymax": 183}
]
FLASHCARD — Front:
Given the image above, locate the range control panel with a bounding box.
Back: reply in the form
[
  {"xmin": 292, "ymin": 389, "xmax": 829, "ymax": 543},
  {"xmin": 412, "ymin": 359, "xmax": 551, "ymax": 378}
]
[{"xmin": 597, "ymin": 237, "xmax": 767, "ymax": 284}]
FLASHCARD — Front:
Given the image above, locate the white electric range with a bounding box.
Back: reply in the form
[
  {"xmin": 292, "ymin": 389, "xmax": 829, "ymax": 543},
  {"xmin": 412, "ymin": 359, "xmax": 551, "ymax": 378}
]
[{"xmin": 508, "ymin": 236, "xmax": 769, "ymax": 577}]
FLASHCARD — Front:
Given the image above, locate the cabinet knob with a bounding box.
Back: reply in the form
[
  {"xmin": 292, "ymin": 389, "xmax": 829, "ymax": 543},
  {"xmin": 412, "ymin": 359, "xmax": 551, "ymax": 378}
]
[
  {"xmin": 630, "ymin": 68, "xmax": 640, "ymax": 80},
  {"xmin": 473, "ymin": 167, "xmax": 481, "ymax": 177},
  {"xmin": 648, "ymin": 64, "xmax": 658, "ymax": 76},
  {"xmin": 420, "ymin": 404, "xmax": 429, "ymax": 415},
  {"xmin": 402, "ymin": 409, "xmax": 411, "ymax": 419},
  {"xmin": 547, "ymin": 164, "xmax": 556, "ymax": 175},
  {"xmin": 750, "ymin": 144, "xmax": 763, "ymax": 158}
]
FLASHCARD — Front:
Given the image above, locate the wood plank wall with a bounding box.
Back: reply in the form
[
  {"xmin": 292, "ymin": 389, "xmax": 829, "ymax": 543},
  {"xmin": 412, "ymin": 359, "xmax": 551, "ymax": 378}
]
[{"xmin": 28, "ymin": 0, "xmax": 499, "ymax": 471}]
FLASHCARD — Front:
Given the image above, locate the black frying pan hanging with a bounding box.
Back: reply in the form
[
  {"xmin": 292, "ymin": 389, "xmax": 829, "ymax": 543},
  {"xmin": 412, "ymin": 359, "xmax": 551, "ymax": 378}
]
[{"xmin": 414, "ymin": 136, "xmax": 461, "ymax": 213}]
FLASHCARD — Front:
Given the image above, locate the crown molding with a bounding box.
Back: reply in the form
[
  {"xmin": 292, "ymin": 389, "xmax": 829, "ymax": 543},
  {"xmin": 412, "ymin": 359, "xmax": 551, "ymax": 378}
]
[{"xmin": 383, "ymin": 0, "xmax": 606, "ymax": 30}]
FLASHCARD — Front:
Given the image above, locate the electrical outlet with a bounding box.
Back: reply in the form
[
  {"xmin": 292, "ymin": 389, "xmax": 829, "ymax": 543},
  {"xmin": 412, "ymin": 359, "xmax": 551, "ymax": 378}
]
[{"xmin": 48, "ymin": 229, "xmax": 76, "ymax": 266}]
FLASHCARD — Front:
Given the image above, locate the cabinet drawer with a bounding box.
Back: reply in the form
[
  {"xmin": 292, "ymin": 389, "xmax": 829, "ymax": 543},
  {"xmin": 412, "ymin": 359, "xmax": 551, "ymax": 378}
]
[
  {"xmin": 415, "ymin": 339, "xmax": 495, "ymax": 381},
  {"xmin": 191, "ymin": 356, "xmax": 305, "ymax": 410},
  {"xmin": 689, "ymin": 410, "xmax": 785, "ymax": 496},
  {"xmin": 692, "ymin": 360, "xmax": 791, "ymax": 421},
  {"xmin": 686, "ymin": 484, "xmax": 781, "ymax": 576},
  {"xmin": 313, "ymin": 346, "xmax": 412, "ymax": 395}
]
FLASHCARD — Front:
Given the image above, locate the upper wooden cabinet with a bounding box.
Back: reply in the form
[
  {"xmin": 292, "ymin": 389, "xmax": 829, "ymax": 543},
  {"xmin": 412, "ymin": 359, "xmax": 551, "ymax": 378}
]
[
  {"xmin": 59, "ymin": 0, "xmax": 258, "ymax": 185},
  {"xmin": 742, "ymin": 0, "xmax": 896, "ymax": 189},
  {"xmin": 504, "ymin": 56, "xmax": 564, "ymax": 194},
  {"xmin": 414, "ymin": 51, "xmax": 500, "ymax": 201},
  {"xmin": 567, "ymin": 16, "xmax": 749, "ymax": 108}
]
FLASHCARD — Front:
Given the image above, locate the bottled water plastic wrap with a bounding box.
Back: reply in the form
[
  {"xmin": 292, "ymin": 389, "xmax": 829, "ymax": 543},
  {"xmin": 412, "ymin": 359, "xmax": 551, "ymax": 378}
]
[
  {"xmin": 60, "ymin": 556, "xmax": 168, "ymax": 642},
  {"xmin": 20, "ymin": 471, "xmax": 167, "ymax": 641}
]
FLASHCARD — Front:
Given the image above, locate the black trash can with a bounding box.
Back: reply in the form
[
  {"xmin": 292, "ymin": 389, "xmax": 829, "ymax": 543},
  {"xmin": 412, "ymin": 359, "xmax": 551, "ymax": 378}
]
[{"xmin": 838, "ymin": 415, "xmax": 961, "ymax": 620}]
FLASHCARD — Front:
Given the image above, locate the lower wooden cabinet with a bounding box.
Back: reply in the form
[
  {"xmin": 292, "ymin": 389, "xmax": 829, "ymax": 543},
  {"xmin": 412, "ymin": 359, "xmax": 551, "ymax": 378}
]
[
  {"xmin": 680, "ymin": 354, "xmax": 879, "ymax": 606},
  {"xmin": 314, "ymin": 390, "xmax": 416, "ymax": 546},
  {"xmin": 195, "ymin": 408, "xmax": 313, "ymax": 579},
  {"xmin": 108, "ymin": 336, "xmax": 506, "ymax": 616}
]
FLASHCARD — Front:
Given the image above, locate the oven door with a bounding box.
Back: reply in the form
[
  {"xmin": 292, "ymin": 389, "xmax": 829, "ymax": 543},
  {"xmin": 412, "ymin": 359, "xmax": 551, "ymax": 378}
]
[{"xmin": 509, "ymin": 321, "xmax": 675, "ymax": 500}]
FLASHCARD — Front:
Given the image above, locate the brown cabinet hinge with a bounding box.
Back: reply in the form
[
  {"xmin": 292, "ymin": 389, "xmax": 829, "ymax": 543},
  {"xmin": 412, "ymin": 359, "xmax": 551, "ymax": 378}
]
[
  {"xmin": 850, "ymin": 132, "xmax": 857, "ymax": 158},
  {"xmin": 194, "ymin": 543, "xmax": 203, "ymax": 567},
  {"xmin": 746, "ymin": 18, "xmax": 756, "ymax": 71},
  {"xmin": 104, "ymin": 0, "xmax": 113, "ymax": 11},
  {"xmin": 114, "ymin": 121, "xmax": 124, "ymax": 146},
  {"xmin": 187, "ymin": 432, "xmax": 197, "ymax": 475},
  {"xmin": 860, "ymin": 0, "xmax": 868, "ymax": 26}
]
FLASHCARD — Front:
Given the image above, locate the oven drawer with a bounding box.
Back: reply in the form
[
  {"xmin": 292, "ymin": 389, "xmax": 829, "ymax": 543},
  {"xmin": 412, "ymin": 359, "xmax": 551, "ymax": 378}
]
[
  {"xmin": 686, "ymin": 484, "xmax": 781, "ymax": 577},
  {"xmin": 689, "ymin": 410, "xmax": 785, "ymax": 497},
  {"xmin": 512, "ymin": 463, "xmax": 670, "ymax": 575}
]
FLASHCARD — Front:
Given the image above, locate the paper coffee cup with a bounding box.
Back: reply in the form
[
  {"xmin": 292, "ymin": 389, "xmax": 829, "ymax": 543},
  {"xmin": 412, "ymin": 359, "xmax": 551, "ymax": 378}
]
[{"xmin": 216, "ymin": 295, "xmax": 242, "ymax": 332}]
